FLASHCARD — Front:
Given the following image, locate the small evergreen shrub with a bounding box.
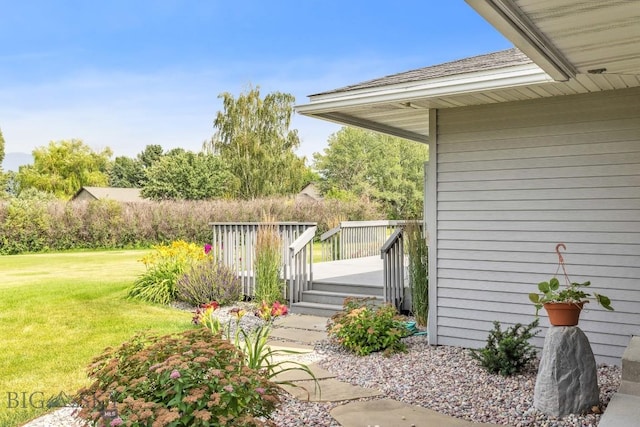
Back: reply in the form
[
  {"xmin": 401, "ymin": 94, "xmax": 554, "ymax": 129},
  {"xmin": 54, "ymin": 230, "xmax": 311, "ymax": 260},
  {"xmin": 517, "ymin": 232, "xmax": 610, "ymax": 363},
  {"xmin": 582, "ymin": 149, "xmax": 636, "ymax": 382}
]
[
  {"xmin": 327, "ymin": 297, "xmax": 409, "ymax": 356},
  {"xmin": 470, "ymin": 319, "xmax": 540, "ymax": 376},
  {"xmin": 76, "ymin": 328, "xmax": 280, "ymax": 426},
  {"xmin": 128, "ymin": 240, "xmax": 209, "ymax": 304},
  {"xmin": 177, "ymin": 261, "xmax": 242, "ymax": 306}
]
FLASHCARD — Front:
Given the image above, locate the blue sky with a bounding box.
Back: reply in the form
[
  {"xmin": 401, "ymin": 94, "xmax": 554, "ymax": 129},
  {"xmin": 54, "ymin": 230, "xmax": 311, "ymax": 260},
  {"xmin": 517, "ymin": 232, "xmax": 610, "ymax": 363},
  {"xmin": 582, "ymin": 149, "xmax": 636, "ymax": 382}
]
[{"xmin": 0, "ymin": 1, "xmax": 512, "ymax": 162}]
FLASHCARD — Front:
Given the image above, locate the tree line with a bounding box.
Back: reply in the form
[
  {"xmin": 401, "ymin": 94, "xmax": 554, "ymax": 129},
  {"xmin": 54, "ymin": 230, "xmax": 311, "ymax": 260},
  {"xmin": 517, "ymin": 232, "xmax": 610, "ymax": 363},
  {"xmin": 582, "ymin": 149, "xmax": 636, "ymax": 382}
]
[{"xmin": 0, "ymin": 87, "xmax": 428, "ymax": 219}]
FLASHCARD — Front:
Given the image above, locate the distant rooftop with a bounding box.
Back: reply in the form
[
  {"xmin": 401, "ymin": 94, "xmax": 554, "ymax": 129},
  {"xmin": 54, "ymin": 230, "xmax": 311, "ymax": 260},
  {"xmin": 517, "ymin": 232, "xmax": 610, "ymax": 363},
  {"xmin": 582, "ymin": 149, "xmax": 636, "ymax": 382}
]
[{"xmin": 72, "ymin": 186, "xmax": 144, "ymax": 203}]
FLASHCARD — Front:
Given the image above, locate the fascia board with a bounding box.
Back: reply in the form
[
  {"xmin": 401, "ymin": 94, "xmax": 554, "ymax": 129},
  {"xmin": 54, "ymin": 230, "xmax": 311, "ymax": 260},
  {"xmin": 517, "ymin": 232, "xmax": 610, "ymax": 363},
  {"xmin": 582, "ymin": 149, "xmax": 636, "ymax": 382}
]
[
  {"xmin": 465, "ymin": 0, "xmax": 577, "ymax": 81},
  {"xmin": 296, "ymin": 64, "xmax": 551, "ymax": 115}
]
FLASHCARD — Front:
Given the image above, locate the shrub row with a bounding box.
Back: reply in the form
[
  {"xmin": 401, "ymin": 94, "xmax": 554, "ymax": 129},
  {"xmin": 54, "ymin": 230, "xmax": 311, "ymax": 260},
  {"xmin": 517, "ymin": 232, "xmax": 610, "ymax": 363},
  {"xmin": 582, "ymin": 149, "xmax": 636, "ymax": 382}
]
[{"xmin": 0, "ymin": 197, "xmax": 382, "ymax": 254}]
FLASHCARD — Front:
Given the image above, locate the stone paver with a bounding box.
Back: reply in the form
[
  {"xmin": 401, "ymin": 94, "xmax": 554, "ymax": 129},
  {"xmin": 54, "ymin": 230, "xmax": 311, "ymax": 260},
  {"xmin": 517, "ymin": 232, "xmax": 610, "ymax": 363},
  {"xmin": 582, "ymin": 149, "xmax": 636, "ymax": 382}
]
[
  {"xmin": 331, "ymin": 399, "xmax": 504, "ymax": 427},
  {"xmin": 273, "ymin": 314, "xmax": 328, "ymax": 331},
  {"xmin": 266, "ymin": 340, "xmax": 315, "ymax": 353},
  {"xmin": 271, "ymin": 362, "xmax": 335, "ymax": 383},
  {"xmin": 280, "ymin": 378, "xmax": 381, "ymax": 402},
  {"xmin": 270, "ymin": 327, "xmax": 327, "ymax": 343}
]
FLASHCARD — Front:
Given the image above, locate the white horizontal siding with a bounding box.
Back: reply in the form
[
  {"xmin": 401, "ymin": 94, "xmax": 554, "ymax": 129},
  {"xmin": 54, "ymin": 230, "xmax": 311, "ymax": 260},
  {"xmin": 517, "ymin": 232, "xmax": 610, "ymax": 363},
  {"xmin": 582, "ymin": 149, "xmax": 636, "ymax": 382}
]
[{"xmin": 434, "ymin": 86, "xmax": 640, "ymax": 364}]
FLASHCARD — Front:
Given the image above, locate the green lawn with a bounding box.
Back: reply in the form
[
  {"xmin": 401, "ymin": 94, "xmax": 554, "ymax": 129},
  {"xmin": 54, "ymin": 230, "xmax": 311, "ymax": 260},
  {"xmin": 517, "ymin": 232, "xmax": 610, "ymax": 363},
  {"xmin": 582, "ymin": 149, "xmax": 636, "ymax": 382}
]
[{"xmin": 0, "ymin": 250, "xmax": 193, "ymax": 427}]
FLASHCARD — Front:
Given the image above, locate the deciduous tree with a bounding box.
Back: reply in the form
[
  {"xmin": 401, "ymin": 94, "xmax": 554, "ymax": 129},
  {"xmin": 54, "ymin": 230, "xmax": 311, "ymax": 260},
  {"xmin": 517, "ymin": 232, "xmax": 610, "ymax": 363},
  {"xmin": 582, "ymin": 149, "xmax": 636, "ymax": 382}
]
[
  {"xmin": 141, "ymin": 151, "xmax": 231, "ymax": 200},
  {"xmin": 313, "ymin": 127, "xmax": 429, "ymax": 219},
  {"xmin": 0, "ymin": 127, "xmax": 7, "ymax": 198},
  {"xmin": 16, "ymin": 139, "xmax": 112, "ymax": 198},
  {"xmin": 0, "ymin": 127, "xmax": 5, "ymax": 166},
  {"xmin": 109, "ymin": 145, "xmax": 166, "ymax": 188},
  {"xmin": 204, "ymin": 87, "xmax": 309, "ymax": 199}
]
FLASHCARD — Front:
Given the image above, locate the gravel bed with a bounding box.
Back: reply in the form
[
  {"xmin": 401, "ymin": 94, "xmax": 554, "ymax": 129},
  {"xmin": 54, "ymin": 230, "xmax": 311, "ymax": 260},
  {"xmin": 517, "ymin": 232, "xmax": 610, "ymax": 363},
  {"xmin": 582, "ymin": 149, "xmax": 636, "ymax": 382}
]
[{"xmin": 282, "ymin": 335, "xmax": 620, "ymax": 427}]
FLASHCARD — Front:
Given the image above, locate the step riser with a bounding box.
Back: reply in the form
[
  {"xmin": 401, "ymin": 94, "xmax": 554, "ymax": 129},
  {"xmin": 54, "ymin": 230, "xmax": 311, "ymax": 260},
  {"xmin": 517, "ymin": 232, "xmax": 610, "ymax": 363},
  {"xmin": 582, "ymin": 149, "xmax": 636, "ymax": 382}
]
[
  {"xmin": 311, "ymin": 282, "xmax": 383, "ymax": 297},
  {"xmin": 302, "ymin": 292, "xmax": 384, "ymax": 306},
  {"xmin": 290, "ymin": 305, "xmax": 340, "ymax": 317},
  {"xmin": 303, "ymin": 293, "xmax": 350, "ymax": 306}
]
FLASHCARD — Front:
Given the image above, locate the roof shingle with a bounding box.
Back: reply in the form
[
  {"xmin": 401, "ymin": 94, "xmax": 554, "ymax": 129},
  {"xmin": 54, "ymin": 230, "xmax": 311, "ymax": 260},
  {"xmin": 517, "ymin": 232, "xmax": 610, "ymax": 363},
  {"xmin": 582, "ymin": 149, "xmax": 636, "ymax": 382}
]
[{"xmin": 312, "ymin": 48, "xmax": 532, "ymax": 96}]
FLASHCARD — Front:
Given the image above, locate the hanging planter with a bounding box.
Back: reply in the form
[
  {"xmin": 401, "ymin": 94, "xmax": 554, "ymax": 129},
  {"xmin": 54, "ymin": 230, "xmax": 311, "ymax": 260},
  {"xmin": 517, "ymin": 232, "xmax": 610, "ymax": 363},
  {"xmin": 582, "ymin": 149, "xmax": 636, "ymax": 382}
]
[
  {"xmin": 529, "ymin": 243, "xmax": 614, "ymax": 326},
  {"xmin": 543, "ymin": 301, "xmax": 586, "ymax": 326}
]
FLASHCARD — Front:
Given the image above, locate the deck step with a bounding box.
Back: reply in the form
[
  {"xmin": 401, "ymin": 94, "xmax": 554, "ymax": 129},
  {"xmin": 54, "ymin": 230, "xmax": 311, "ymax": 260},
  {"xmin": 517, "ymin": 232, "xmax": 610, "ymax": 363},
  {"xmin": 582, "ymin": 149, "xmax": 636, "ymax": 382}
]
[
  {"xmin": 599, "ymin": 336, "xmax": 640, "ymax": 427},
  {"xmin": 289, "ymin": 302, "xmax": 343, "ymax": 317},
  {"xmin": 311, "ymin": 281, "xmax": 384, "ymax": 297},
  {"xmin": 301, "ymin": 290, "xmax": 384, "ymax": 306}
]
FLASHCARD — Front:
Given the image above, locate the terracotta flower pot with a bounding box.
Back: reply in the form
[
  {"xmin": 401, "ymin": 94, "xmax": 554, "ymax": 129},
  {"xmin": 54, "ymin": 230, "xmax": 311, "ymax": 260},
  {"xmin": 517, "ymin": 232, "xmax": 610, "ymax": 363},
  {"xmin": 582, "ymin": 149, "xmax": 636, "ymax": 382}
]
[{"xmin": 543, "ymin": 301, "xmax": 586, "ymax": 326}]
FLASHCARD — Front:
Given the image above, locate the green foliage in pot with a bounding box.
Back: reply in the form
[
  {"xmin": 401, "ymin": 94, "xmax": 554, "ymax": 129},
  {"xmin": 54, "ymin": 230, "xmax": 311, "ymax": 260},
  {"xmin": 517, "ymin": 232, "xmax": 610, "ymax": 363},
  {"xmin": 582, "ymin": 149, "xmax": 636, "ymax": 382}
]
[
  {"xmin": 529, "ymin": 277, "xmax": 614, "ymax": 316},
  {"xmin": 529, "ymin": 243, "xmax": 614, "ymax": 316}
]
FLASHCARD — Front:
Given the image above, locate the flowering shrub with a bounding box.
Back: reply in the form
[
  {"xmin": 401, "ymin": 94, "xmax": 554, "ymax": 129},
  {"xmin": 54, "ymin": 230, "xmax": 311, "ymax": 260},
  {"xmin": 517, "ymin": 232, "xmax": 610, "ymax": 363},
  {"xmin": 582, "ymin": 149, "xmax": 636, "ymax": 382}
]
[
  {"xmin": 177, "ymin": 261, "xmax": 242, "ymax": 306},
  {"xmin": 128, "ymin": 240, "xmax": 210, "ymax": 304},
  {"xmin": 76, "ymin": 328, "xmax": 280, "ymax": 427},
  {"xmin": 255, "ymin": 300, "xmax": 288, "ymax": 321},
  {"xmin": 327, "ymin": 297, "xmax": 409, "ymax": 356}
]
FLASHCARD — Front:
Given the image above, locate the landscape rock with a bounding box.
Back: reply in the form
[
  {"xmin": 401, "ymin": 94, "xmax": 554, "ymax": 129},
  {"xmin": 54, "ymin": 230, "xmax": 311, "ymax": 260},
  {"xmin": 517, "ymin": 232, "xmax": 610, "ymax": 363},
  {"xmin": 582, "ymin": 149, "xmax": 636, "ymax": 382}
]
[{"xmin": 534, "ymin": 326, "xmax": 599, "ymax": 416}]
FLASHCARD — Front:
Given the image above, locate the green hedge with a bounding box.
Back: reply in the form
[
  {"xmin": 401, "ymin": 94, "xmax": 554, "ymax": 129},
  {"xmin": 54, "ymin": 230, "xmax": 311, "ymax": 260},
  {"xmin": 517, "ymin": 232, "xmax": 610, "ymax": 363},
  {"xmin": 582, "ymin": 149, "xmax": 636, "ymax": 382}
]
[{"xmin": 0, "ymin": 197, "xmax": 382, "ymax": 254}]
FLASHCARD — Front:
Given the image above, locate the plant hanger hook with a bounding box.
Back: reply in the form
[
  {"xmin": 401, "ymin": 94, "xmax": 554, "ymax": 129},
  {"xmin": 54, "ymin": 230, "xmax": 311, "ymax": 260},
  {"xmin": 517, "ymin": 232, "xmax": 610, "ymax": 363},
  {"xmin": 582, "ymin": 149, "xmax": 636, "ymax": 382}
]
[{"xmin": 555, "ymin": 243, "xmax": 570, "ymax": 285}]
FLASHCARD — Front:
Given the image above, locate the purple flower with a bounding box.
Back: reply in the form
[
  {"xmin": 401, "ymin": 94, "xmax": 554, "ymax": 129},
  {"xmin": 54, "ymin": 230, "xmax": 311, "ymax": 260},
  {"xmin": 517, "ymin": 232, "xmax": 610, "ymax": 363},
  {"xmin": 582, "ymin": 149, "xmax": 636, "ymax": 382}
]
[
  {"xmin": 255, "ymin": 387, "xmax": 265, "ymax": 395},
  {"xmin": 204, "ymin": 244, "xmax": 212, "ymax": 254},
  {"xmin": 223, "ymin": 385, "xmax": 234, "ymax": 393},
  {"xmin": 170, "ymin": 370, "xmax": 181, "ymax": 379},
  {"xmin": 110, "ymin": 418, "xmax": 124, "ymax": 427}
]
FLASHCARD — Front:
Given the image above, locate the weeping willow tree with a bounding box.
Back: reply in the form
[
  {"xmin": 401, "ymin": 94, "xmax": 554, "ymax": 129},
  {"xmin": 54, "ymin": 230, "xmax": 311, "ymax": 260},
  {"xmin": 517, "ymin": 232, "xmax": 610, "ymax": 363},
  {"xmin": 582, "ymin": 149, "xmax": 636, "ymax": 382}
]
[{"xmin": 204, "ymin": 86, "xmax": 311, "ymax": 199}]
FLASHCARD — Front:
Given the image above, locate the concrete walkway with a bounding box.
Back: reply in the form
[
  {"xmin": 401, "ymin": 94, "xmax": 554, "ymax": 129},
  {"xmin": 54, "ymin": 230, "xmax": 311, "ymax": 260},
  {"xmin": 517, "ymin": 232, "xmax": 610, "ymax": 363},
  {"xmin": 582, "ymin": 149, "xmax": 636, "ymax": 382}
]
[{"xmin": 270, "ymin": 314, "xmax": 502, "ymax": 427}]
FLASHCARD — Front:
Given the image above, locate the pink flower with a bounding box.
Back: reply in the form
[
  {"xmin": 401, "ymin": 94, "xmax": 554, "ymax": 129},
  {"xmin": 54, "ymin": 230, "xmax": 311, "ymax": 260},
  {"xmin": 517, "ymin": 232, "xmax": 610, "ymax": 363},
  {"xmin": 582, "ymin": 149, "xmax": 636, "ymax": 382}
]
[
  {"xmin": 223, "ymin": 385, "xmax": 234, "ymax": 393},
  {"xmin": 204, "ymin": 244, "xmax": 212, "ymax": 254},
  {"xmin": 110, "ymin": 418, "xmax": 124, "ymax": 427},
  {"xmin": 271, "ymin": 301, "xmax": 288, "ymax": 317},
  {"xmin": 255, "ymin": 387, "xmax": 265, "ymax": 395},
  {"xmin": 170, "ymin": 370, "xmax": 181, "ymax": 379}
]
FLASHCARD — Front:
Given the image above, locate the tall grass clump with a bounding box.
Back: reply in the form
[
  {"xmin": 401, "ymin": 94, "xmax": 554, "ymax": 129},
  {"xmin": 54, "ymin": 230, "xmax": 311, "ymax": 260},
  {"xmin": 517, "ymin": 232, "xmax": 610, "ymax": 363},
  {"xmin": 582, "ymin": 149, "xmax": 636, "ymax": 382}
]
[
  {"xmin": 254, "ymin": 218, "xmax": 283, "ymax": 305},
  {"xmin": 128, "ymin": 240, "xmax": 209, "ymax": 304},
  {"xmin": 405, "ymin": 221, "xmax": 428, "ymax": 326}
]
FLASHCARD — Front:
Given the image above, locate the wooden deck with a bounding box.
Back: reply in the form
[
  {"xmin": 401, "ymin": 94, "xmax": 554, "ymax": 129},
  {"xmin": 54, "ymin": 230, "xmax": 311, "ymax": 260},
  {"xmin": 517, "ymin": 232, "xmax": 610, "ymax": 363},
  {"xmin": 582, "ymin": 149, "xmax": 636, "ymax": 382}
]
[{"xmin": 313, "ymin": 256, "xmax": 383, "ymax": 287}]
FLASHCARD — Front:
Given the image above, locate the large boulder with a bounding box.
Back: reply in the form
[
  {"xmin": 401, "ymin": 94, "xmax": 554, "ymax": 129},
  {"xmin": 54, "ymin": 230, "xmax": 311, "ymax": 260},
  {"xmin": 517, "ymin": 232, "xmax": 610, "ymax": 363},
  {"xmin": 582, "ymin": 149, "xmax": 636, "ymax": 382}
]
[{"xmin": 534, "ymin": 326, "xmax": 599, "ymax": 416}]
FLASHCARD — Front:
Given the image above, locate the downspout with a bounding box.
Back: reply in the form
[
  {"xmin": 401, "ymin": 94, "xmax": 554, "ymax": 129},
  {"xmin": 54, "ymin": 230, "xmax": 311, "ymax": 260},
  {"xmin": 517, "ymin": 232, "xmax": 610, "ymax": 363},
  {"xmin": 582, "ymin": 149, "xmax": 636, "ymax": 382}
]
[{"xmin": 426, "ymin": 109, "xmax": 438, "ymax": 345}]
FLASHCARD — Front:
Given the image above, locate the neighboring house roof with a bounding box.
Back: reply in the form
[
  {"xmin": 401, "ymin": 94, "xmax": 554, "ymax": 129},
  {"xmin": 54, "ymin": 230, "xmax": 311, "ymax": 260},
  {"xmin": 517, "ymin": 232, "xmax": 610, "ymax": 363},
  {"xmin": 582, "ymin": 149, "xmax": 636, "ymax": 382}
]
[
  {"xmin": 296, "ymin": 1, "xmax": 640, "ymax": 144},
  {"xmin": 296, "ymin": 183, "xmax": 323, "ymax": 202},
  {"xmin": 72, "ymin": 186, "xmax": 144, "ymax": 202}
]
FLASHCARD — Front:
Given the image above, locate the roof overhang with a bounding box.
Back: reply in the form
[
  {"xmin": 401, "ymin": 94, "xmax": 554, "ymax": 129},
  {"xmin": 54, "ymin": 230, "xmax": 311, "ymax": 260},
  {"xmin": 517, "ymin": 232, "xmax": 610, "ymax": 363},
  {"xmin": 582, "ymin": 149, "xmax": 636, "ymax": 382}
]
[
  {"xmin": 466, "ymin": 0, "xmax": 640, "ymax": 78},
  {"xmin": 465, "ymin": 0, "xmax": 576, "ymax": 81},
  {"xmin": 296, "ymin": 62, "xmax": 551, "ymax": 143},
  {"xmin": 296, "ymin": 1, "xmax": 640, "ymax": 143}
]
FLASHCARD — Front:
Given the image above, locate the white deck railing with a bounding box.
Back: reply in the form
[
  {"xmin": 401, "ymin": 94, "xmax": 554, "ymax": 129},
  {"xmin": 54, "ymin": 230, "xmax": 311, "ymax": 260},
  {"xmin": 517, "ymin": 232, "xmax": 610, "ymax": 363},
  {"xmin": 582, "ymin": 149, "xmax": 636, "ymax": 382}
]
[
  {"xmin": 288, "ymin": 226, "xmax": 317, "ymax": 304},
  {"xmin": 380, "ymin": 228, "xmax": 405, "ymax": 309},
  {"xmin": 380, "ymin": 221, "xmax": 425, "ymax": 310},
  {"xmin": 209, "ymin": 222, "xmax": 316, "ymax": 297},
  {"xmin": 320, "ymin": 220, "xmax": 402, "ymax": 261}
]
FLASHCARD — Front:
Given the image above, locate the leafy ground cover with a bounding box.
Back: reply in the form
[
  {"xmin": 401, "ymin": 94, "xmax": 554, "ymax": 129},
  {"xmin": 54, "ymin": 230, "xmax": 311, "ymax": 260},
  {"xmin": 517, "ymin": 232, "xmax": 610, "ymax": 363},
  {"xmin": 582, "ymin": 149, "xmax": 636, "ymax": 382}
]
[{"xmin": 0, "ymin": 250, "xmax": 193, "ymax": 427}]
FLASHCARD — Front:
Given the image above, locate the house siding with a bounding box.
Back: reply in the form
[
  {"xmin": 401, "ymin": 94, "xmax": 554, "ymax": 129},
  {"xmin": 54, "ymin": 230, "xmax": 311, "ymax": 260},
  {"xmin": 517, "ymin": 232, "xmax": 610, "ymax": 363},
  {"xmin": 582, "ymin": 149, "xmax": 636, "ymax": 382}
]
[{"xmin": 434, "ymin": 86, "xmax": 640, "ymax": 365}]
